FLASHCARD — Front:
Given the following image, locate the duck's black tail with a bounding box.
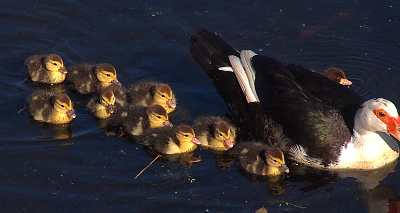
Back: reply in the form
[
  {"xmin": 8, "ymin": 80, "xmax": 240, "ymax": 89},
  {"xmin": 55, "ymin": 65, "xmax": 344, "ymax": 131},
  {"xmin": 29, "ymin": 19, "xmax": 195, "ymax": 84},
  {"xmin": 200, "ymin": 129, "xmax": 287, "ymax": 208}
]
[{"xmin": 189, "ymin": 29, "xmax": 250, "ymax": 126}]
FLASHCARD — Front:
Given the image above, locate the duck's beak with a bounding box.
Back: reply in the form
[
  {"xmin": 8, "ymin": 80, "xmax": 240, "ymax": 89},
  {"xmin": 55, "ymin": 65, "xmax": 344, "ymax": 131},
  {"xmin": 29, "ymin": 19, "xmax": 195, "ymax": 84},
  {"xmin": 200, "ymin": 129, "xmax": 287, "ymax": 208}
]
[
  {"xmin": 111, "ymin": 78, "xmax": 122, "ymax": 86},
  {"xmin": 225, "ymin": 138, "xmax": 234, "ymax": 148},
  {"xmin": 386, "ymin": 116, "xmax": 400, "ymax": 141},
  {"xmin": 108, "ymin": 105, "xmax": 115, "ymax": 114},
  {"xmin": 163, "ymin": 120, "xmax": 173, "ymax": 127},
  {"xmin": 59, "ymin": 66, "xmax": 68, "ymax": 74},
  {"xmin": 280, "ymin": 164, "xmax": 290, "ymax": 173},
  {"xmin": 339, "ymin": 78, "xmax": 352, "ymax": 86},
  {"xmin": 191, "ymin": 137, "xmax": 201, "ymax": 145},
  {"xmin": 167, "ymin": 99, "xmax": 176, "ymax": 108},
  {"xmin": 67, "ymin": 110, "xmax": 76, "ymax": 119}
]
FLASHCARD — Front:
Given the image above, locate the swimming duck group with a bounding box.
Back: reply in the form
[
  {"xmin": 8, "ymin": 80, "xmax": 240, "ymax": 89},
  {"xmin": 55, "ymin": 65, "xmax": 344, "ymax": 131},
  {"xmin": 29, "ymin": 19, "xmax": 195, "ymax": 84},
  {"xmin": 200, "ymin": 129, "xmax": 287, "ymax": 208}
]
[{"xmin": 25, "ymin": 28, "xmax": 387, "ymax": 180}]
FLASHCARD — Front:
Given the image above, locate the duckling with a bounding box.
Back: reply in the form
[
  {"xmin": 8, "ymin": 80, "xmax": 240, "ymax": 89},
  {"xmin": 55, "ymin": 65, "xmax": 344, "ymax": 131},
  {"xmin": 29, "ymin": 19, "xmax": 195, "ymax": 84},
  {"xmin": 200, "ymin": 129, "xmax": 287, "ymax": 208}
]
[
  {"xmin": 87, "ymin": 89, "xmax": 116, "ymax": 119},
  {"xmin": 28, "ymin": 90, "xmax": 76, "ymax": 124},
  {"xmin": 25, "ymin": 54, "xmax": 68, "ymax": 84},
  {"xmin": 234, "ymin": 142, "xmax": 289, "ymax": 176},
  {"xmin": 128, "ymin": 81, "xmax": 176, "ymax": 113},
  {"xmin": 104, "ymin": 83, "xmax": 127, "ymax": 108},
  {"xmin": 108, "ymin": 104, "xmax": 172, "ymax": 136},
  {"xmin": 193, "ymin": 115, "xmax": 237, "ymax": 151},
  {"xmin": 138, "ymin": 124, "xmax": 201, "ymax": 154},
  {"xmin": 323, "ymin": 67, "xmax": 352, "ymax": 86},
  {"xmin": 67, "ymin": 63, "xmax": 122, "ymax": 94}
]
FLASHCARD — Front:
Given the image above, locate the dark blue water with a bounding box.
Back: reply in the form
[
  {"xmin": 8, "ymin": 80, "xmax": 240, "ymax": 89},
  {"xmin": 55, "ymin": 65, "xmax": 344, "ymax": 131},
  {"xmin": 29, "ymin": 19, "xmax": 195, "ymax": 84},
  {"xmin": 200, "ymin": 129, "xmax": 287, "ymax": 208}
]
[{"xmin": 1, "ymin": 0, "xmax": 400, "ymax": 212}]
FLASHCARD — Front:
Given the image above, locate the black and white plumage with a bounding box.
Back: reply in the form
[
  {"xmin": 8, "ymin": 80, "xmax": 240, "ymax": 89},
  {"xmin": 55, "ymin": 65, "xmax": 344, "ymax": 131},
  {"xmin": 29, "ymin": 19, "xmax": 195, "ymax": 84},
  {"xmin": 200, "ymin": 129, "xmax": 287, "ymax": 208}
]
[{"xmin": 189, "ymin": 29, "xmax": 400, "ymax": 170}]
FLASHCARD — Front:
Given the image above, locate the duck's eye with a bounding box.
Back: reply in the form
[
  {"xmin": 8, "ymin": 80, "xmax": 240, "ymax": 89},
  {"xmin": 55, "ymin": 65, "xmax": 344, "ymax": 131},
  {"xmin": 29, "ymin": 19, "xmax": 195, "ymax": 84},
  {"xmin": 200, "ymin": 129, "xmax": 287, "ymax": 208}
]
[{"xmin": 378, "ymin": 112, "xmax": 386, "ymax": 118}]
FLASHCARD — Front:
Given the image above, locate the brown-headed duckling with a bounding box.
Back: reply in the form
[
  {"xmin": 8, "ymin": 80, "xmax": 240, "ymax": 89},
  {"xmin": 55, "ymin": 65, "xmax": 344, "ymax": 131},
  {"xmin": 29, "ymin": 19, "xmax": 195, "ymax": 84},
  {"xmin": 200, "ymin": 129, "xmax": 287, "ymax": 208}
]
[
  {"xmin": 234, "ymin": 142, "xmax": 289, "ymax": 176},
  {"xmin": 107, "ymin": 104, "xmax": 172, "ymax": 136},
  {"xmin": 323, "ymin": 67, "xmax": 352, "ymax": 86},
  {"xmin": 67, "ymin": 63, "xmax": 121, "ymax": 94},
  {"xmin": 128, "ymin": 81, "xmax": 176, "ymax": 113},
  {"xmin": 28, "ymin": 90, "xmax": 76, "ymax": 124},
  {"xmin": 26, "ymin": 54, "xmax": 67, "ymax": 84},
  {"xmin": 193, "ymin": 115, "xmax": 236, "ymax": 151},
  {"xmin": 87, "ymin": 89, "xmax": 116, "ymax": 119},
  {"xmin": 138, "ymin": 124, "xmax": 201, "ymax": 154}
]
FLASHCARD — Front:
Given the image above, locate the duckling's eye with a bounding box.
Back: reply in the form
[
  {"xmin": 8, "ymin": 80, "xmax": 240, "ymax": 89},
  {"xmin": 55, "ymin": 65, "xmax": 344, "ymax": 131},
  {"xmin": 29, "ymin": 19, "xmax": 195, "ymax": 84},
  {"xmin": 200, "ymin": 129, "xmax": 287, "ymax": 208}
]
[
  {"xmin": 156, "ymin": 115, "xmax": 161, "ymax": 119},
  {"xmin": 60, "ymin": 104, "xmax": 65, "ymax": 108},
  {"xmin": 184, "ymin": 134, "xmax": 189, "ymax": 137},
  {"xmin": 105, "ymin": 73, "xmax": 111, "ymax": 77},
  {"xmin": 273, "ymin": 159, "xmax": 278, "ymax": 162},
  {"xmin": 53, "ymin": 63, "xmax": 58, "ymax": 66}
]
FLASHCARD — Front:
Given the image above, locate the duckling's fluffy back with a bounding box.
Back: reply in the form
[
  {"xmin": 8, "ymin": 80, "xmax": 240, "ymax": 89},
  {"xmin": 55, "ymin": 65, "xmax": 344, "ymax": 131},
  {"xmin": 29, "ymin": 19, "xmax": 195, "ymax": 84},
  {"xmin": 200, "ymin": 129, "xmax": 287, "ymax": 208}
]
[{"xmin": 66, "ymin": 63, "xmax": 97, "ymax": 94}]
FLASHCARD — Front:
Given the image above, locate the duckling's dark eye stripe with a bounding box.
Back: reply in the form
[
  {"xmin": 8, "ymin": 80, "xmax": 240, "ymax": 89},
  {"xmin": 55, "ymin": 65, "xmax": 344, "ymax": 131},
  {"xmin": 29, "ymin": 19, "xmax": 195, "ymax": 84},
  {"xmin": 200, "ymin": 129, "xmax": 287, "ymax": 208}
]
[{"xmin": 100, "ymin": 71, "xmax": 111, "ymax": 77}]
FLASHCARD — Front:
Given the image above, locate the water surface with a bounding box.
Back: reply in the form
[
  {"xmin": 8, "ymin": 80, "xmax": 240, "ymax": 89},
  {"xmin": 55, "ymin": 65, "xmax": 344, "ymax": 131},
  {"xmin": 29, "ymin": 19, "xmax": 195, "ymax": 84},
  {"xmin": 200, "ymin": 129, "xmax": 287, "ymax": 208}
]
[{"xmin": 1, "ymin": 0, "xmax": 400, "ymax": 212}]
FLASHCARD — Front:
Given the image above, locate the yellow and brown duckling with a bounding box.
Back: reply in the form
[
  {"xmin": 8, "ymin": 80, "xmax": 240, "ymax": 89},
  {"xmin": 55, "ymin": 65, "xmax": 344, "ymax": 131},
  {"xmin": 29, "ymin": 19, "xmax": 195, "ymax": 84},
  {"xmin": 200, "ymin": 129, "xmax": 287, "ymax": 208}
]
[
  {"xmin": 193, "ymin": 115, "xmax": 236, "ymax": 151},
  {"xmin": 323, "ymin": 67, "xmax": 352, "ymax": 86},
  {"xmin": 28, "ymin": 90, "xmax": 76, "ymax": 124},
  {"xmin": 234, "ymin": 142, "xmax": 289, "ymax": 177},
  {"xmin": 87, "ymin": 89, "xmax": 116, "ymax": 119},
  {"xmin": 107, "ymin": 104, "xmax": 172, "ymax": 136},
  {"xmin": 104, "ymin": 83, "xmax": 127, "ymax": 108},
  {"xmin": 25, "ymin": 54, "xmax": 68, "ymax": 84},
  {"xmin": 138, "ymin": 124, "xmax": 201, "ymax": 154},
  {"xmin": 66, "ymin": 63, "xmax": 121, "ymax": 94},
  {"xmin": 128, "ymin": 81, "xmax": 176, "ymax": 113}
]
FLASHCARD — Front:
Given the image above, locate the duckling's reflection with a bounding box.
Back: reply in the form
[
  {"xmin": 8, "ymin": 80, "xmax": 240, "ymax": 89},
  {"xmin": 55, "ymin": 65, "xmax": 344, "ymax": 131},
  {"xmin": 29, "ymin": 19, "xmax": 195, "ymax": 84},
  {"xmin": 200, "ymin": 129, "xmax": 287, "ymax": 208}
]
[
  {"xmin": 143, "ymin": 146, "xmax": 201, "ymax": 169},
  {"xmin": 31, "ymin": 121, "xmax": 73, "ymax": 140},
  {"xmin": 238, "ymin": 167, "xmax": 287, "ymax": 196},
  {"xmin": 214, "ymin": 150, "xmax": 235, "ymax": 171}
]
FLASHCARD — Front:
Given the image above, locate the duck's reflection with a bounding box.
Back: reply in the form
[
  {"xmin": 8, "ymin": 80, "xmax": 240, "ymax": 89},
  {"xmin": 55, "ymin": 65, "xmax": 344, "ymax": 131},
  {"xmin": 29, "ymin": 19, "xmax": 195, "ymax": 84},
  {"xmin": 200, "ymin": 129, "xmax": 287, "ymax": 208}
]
[{"xmin": 286, "ymin": 160, "xmax": 399, "ymax": 212}]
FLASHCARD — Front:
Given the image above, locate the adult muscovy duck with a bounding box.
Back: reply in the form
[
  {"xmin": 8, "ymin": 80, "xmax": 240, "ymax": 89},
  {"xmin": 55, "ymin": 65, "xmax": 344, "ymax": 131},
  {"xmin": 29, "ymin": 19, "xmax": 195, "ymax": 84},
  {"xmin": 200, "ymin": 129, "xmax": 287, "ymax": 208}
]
[{"xmin": 189, "ymin": 29, "xmax": 400, "ymax": 170}]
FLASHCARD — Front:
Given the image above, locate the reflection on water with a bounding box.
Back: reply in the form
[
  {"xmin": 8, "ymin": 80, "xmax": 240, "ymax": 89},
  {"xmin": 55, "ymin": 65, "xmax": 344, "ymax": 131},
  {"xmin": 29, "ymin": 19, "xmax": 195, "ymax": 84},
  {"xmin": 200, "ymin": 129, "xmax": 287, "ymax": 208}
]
[{"xmin": 1, "ymin": 0, "xmax": 400, "ymax": 212}]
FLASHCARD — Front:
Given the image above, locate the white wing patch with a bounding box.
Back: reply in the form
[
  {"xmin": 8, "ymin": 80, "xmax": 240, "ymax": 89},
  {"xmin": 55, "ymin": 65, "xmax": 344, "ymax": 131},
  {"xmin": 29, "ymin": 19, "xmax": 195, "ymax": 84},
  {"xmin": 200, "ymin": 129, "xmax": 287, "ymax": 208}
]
[{"xmin": 216, "ymin": 50, "xmax": 260, "ymax": 103}]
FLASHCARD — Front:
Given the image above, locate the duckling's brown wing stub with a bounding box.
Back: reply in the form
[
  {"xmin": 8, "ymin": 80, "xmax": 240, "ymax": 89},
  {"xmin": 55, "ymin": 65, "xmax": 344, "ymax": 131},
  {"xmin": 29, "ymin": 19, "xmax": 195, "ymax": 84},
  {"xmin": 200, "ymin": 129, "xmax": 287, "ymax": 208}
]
[{"xmin": 67, "ymin": 64, "xmax": 98, "ymax": 94}]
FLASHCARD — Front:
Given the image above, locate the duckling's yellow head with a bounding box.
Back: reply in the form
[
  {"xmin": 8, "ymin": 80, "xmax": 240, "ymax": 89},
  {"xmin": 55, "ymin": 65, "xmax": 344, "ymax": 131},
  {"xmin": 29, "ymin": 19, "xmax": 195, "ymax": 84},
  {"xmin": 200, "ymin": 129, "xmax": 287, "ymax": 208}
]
[
  {"xmin": 212, "ymin": 121, "xmax": 234, "ymax": 148},
  {"xmin": 95, "ymin": 63, "xmax": 121, "ymax": 86},
  {"xmin": 175, "ymin": 124, "xmax": 201, "ymax": 145},
  {"xmin": 100, "ymin": 89, "xmax": 116, "ymax": 114},
  {"xmin": 146, "ymin": 104, "xmax": 172, "ymax": 128},
  {"xmin": 44, "ymin": 54, "xmax": 67, "ymax": 74},
  {"xmin": 153, "ymin": 84, "xmax": 176, "ymax": 109},
  {"xmin": 265, "ymin": 147, "xmax": 289, "ymax": 173},
  {"xmin": 52, "ymin": 94, "xmax": 76, "ymax": 119}
]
